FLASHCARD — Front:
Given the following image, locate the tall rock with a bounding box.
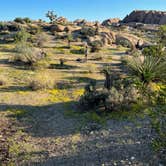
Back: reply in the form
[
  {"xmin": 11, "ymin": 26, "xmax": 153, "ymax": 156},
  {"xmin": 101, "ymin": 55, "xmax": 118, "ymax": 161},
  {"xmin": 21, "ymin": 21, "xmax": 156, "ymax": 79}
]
[{"xmin": 123, "ymin": 10, "xmax": 166, "ymax": 25}]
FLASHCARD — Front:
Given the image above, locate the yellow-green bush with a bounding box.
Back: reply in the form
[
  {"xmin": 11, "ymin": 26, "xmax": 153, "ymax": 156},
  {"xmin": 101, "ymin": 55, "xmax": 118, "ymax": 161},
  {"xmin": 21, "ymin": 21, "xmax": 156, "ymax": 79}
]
[{"xmin": 28, "ymin": 71, "xmax": 56, "ymax": 90}]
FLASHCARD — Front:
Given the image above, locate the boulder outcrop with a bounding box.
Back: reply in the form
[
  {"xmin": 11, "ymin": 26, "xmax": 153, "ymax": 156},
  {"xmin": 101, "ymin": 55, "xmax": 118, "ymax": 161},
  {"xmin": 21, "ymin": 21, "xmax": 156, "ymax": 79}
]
[
  {"xmin": 123, "ymin": 10, "xmax": 166, "ymax": 25},
  {"xmin": 102, "ymin": 18, "xmax": 120, "ymax": 26}
]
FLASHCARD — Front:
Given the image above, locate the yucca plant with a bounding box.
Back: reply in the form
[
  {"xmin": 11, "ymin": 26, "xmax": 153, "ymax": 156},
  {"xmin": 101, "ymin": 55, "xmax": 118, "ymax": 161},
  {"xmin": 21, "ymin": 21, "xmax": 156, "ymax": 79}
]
[{"xmin": 126, "ymin": 55, "xmax": 166, "ymax": 85}]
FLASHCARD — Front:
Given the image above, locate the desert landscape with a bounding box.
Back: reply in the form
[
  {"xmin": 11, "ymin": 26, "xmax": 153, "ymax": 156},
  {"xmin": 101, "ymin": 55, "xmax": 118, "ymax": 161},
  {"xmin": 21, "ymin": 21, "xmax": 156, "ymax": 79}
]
[{"xmin": 0, "ymin": 2, "xmax": 166, "ymax": 166}]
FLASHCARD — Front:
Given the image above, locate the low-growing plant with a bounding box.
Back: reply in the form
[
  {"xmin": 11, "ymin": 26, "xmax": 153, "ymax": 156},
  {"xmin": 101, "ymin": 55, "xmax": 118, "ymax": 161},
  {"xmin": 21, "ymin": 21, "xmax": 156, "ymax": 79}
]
[
  {"xmin": 12, "ymin": 43, "xmax": 46, "ymax": 66},
  {"xmin": 0, "ymin": 75, "xmax": 8, "ymax": 86},
  {"xmin": 28, "ymin": 71, "xmax": 56, "ymax": 90},
  {"xmin": 90, "ymin": 41, "xmax": 103, "ymax": 53},
  {"xmin": 126, "ymin": 55, "xmax": 166, "ymax": 86},
  {"xmin": 14, "ymin": 28, "xmax": 30, "ymax": 43},
  {"xmin": 35, "ymin": 32, "xmax": 49, "ymax": 48}
]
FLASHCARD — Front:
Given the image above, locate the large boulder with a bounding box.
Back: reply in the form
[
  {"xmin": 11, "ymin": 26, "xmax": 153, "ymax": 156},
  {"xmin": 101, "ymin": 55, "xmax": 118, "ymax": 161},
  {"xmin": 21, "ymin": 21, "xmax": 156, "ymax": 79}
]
[
  {"xmin": 115, "ymin": 33, "xmax": 144, "ymax": 49},
  {"xmin": 56, "ymin": 17, "xmax": 68, "ymax": 24},
  {"xmin": 123, "ymin": 10, "xmax": 166, "ymax": 25},
  {"xmin": 102, "ymin": 18, "xmax": 120, "ymax": 26},
  {"xmin": 50, "ymin": 24, "xmax": 65, "ymax": 33}
]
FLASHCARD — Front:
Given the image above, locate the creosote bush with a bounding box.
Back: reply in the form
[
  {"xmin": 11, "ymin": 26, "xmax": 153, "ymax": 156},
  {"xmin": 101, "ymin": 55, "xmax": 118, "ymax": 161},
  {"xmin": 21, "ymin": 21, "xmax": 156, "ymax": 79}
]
[
  {"xmin": 28, "ymin": 71, "xmax": 56, "ymax": 90},
  {"xmin": 35, "ymin": 32, "xmax": 49, "ymax": 48},
  {"xmin": 79, "ymin": 77, "xmax": 140, "ymax": 112},
  {"xmin": 12, "ymin": 43, "xmax": 46, "ymax": 66},
  {"xmin": 90, "ymin": 41, "xmax": 103, "ymax": 53},
  {"xmin": 0, "ymin": 75, "xmax": 8, "ymax": 86}
]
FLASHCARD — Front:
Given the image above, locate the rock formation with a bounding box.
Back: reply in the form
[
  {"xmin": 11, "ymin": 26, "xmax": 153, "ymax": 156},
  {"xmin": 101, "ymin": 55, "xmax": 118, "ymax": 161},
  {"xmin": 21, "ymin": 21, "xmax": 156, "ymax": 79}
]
[
  {"xmin": 123, "ymin": 10, "xmax": 166, "ymax": 25},
  {"xmin": 102, "ymin": 18, "xmax": 120, "ymax": 26}
]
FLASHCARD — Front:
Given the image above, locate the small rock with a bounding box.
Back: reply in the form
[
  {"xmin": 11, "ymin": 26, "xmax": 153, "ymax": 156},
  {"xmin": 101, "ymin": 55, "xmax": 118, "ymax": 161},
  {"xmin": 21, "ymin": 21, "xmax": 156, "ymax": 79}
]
[
  {"xmin": 113, "ymin": 162, "xmax": 117, "ymax": 166},
  {"xmin": 131, "ymin": 156, "xmax": 135, "ymax": 160},
  {"xmin": 136, "ymin": 141, "xmax": 141, "ymax": 144}
]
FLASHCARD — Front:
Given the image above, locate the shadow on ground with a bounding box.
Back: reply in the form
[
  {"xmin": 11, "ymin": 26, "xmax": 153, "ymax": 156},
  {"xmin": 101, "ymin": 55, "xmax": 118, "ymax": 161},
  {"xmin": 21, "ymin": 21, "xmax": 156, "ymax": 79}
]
[{"xmin": 0, "ymin": 101, "xmax": 79, "ymax": 138}]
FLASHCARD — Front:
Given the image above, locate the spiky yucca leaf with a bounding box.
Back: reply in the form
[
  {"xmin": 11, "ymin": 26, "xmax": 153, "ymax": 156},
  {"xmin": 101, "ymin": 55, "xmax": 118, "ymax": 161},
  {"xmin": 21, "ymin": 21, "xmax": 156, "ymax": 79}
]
[{"xmin": 126, "ymin": 55, "xmax": 166, "ymax": 84}]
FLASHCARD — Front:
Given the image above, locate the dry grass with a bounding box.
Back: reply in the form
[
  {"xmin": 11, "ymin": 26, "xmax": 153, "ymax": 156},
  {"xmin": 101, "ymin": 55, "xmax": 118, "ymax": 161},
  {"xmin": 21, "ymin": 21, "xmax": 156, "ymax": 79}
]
[{"xmin": 28, "ymin": 70, "xmax": 57, "ymax": 90}]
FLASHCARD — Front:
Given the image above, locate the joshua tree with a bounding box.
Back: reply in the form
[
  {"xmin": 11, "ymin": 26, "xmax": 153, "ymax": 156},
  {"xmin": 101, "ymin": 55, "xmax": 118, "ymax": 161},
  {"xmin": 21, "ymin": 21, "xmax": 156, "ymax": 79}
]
[
  {"xmin": 46, "ymin": 11, "xmax": 57, "ymax": 23},
  {"xmin": 102, "ymin": 66, "xmax": 112, "ymax": 90}
]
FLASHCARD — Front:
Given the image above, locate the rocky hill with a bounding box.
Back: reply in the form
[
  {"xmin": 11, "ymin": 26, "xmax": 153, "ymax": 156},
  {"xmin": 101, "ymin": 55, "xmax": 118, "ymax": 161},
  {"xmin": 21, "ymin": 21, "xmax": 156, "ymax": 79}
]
[{"xmin": 123, "ymin": 10, "xmax": 166, "ymax": 25}]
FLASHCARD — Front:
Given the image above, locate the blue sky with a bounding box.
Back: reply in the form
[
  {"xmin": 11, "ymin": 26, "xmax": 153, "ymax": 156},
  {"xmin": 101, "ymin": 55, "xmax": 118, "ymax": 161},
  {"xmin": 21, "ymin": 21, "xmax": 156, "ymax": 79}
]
[{"xmin": 0, "ymin": 0, "xmax": 166, "ymax": 22}]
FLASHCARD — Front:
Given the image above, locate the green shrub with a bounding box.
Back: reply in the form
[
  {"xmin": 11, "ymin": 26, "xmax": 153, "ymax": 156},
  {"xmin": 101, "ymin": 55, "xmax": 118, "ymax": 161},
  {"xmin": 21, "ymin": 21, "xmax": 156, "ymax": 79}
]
[
  {"xmin": 14, "ymin": 17, "xmax": 31, "ymax": 24},
  {"xmin": 14, "ymin": 17, "xmax": 25, "ymax": 24},
  {"xmin": 90, "ymin": 41, "xmax": 103, "ymax": 52},
  {"xmin": 29, "ymin": 71, "xmax": 56, "ymax": 90},
  {"xmin": 142, "ymin": 45, "xmax": 164, "ymax": 57},
  {"xmin": 79, "ymin": 77, "xmax": 140, "ymax": 112},
  {"xmin": 81, "ymin": 26, "xmax": 96, "ymax": 37},
  {"xmin": 13, "ymin": 43, "xmax": 45, "ymax": 66},
  {"xmin": 35, "ymin": 32, "xmax": 49, "ymax": 48},
  {"xmin": 14, "ymin": 28, "xmax": 30, "ymax": 43}
]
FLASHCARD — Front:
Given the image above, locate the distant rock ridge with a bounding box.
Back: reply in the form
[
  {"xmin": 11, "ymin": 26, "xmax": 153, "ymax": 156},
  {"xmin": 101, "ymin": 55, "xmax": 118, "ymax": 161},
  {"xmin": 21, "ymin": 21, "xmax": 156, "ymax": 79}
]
[{"xmin": 122, "ymin": 10, "xmax": 166, "ymax": 25}]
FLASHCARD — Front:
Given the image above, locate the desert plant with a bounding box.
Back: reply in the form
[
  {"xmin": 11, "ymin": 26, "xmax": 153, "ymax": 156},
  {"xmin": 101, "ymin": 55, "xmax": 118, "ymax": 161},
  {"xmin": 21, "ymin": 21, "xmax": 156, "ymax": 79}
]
[
  {"xmin": 23, "ymin": 17, "xmax": 32, "ymax": 23},
  {"xmin": 80, "ymin": 77, "xmax": 140, "ymax": 112},
  {"xmin": 79, "ymin": 81, "xmax": 109, "ymax": 110},
  {"xmin": 14, "ymin": 17, "xmax": 25, "ymax": 24},
  {"xmin": 143, "ymin": 45, "xmax": 165, "ymax": 57},
  {"xmin": 126, "ymin": 55, "xmax": 166, "ymax": 86},
  {"xmin": 90, "ymin": 41, "xmax": 103, "ymax": 53},
  {"xmin": 14, "ymin": 28, "xmax": 30, "ymax": 43},
  {"xmin": 158, "ymin": 25, "xmax": 166, "ymax": 46},
  {"xmin": 13, "ymin": 43, "xmax": 45, "ymax": 66},
  {"xmin": 67, "ymin": 34, "xmax": 73, "ymax": 48},
  {"xmin": 46, "ymin": 11, "xmax": 57, "ymax": 23},
  {"xmin": 81, "ymin": 26, "xmax": 96, "ymax": 37},
  {"xmin": 0, "ymin": 76, "xmax": 8, "ymax": 86},
  {"xmin": 35, "ymin": 32, "xmax": 49, "ymax": 48},
  {"xmin": 29, "ymin": 71, "xmax": 56, "ymax": 90},
  {"xmin": 59, "ymin": 58, "xmax": 66, "ymax": 66},
  {"xmin": 102, "ymin": 66, "xmax": 112, "ymax": 90}
]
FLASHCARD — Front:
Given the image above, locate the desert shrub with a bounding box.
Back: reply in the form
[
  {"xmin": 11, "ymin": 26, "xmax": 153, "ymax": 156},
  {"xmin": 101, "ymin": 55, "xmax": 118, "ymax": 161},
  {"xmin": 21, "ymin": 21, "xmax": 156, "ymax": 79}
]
[
  {"xmin": 14, "ymin": 17, "xmax": 25, "ymax": 24},
  {"xmin": 27, "ymin": 24, "xmax": 41, "ymax": 35},
  {"xmin": 70, "ymin": 48, "xmax": 84, "ymax": 54},
  {"xmin": 0, "ymin": 22, "xmax": 8, "ymax": 31},
  {"xmin": 67, "ymin": 33, "xmax": 73, "ymax": 48},
  {"xmin": 105, "ymin": 84, "xmax": 139, "ymax": 111},
  {"xmin": 23, "ymin": 17, "xmax": 31, "ymax": 23},
  {"xmin": 81, "ymin": 26, "xmax": 96, "ymax": 37},
  {"xmin": 35, "ymin": 32, "xmax": 49, "ymax": 47},
  {"xmin": 13, "ymin": 43, "xmax": 46, "ymax": 66},
  {"xmin": 158, "ymin": 25, "xmax": 166, "ymax": 46},
  {"xmin": 143, "ymin": 45, "xmax": 165, "ymax": 57},
  {"xmin": 117, "ymin": 39, "xmax": 132, "ymax": 48},
  {"xmin": 14, "ymin": 28, "xmax": 30, "ymax": 43},
  {"xmin": 29, "ymin": 71, "xmax": 56, "ymax": 90},
  {"xmin": 14, "ymin": 17, "xmax": 31, "ymax": 24},
  {"xmin": 0, "ymin": 76, "xmax": 8, "ymax": 86},
  {"xmin": 79, "ymin": 78, "xmax": 140, "ymax": 112},
  {"xmin": 59, "ymin": 58, "xmax": 66, "ymax": 66},
  {"xmin": 90, "ymin": 41, "xmax": 103, "ymax": 52},
  {"xmin": 79, "ymin": 81, "xmax": 109, "ymax": 111}
]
